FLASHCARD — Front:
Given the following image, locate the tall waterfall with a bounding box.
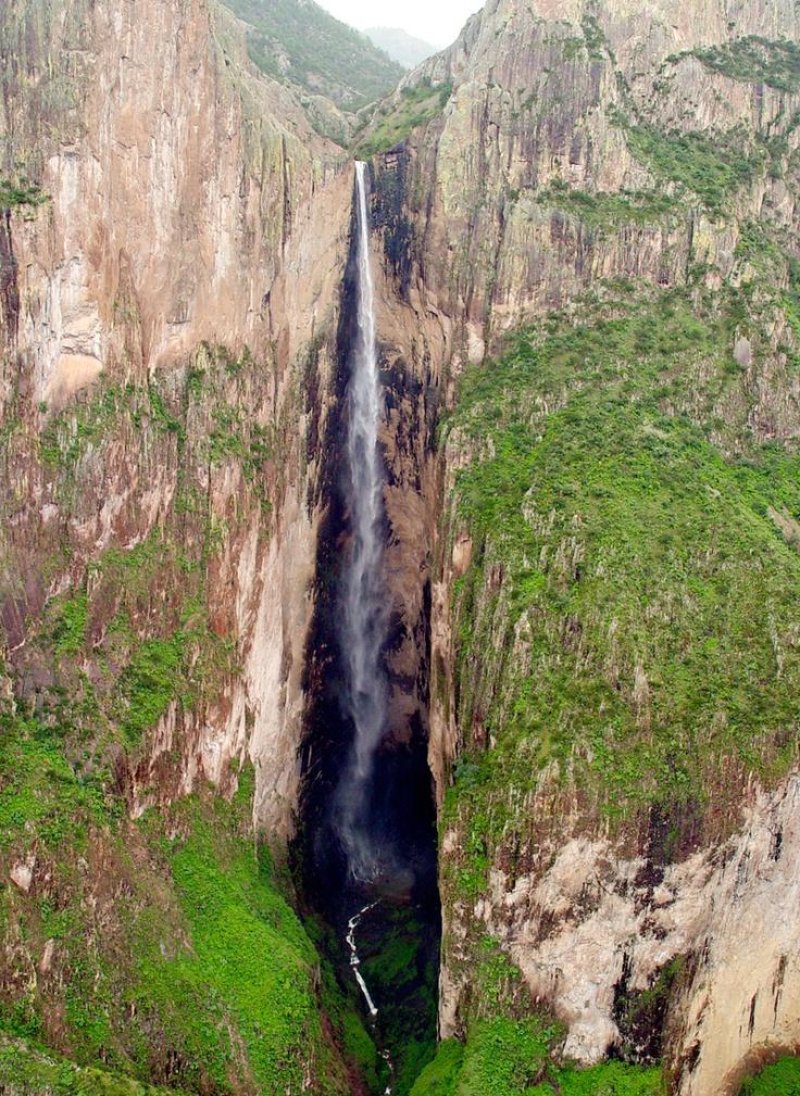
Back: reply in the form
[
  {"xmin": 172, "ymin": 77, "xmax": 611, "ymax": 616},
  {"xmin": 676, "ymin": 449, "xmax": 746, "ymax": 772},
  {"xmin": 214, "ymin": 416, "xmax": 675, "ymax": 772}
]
[
  {"xmin": 336, "ymin": 161, "xmax": 389, "ymax": 883},
  {"xmin": 299, "ymin": 161, "xmax": 440, "ymax": 1092}
]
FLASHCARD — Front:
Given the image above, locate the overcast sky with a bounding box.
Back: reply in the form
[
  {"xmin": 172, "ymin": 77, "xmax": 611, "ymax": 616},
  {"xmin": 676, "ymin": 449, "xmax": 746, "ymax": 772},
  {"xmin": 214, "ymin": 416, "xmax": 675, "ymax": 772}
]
[{"xmin": 318, "ymin": 0, "xmax": 482, "ymax": 48}]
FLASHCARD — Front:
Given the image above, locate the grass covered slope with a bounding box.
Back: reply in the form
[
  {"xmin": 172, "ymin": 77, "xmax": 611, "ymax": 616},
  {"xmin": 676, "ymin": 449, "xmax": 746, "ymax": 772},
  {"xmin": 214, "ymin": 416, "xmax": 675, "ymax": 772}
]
[
  {"xmin": 354, "ymin": 79, "xmax": 453, "ymax": 157},
  {"xmin": 0, "ymin": 1035, "xmax": 182, "ymax": 1095},
  {"xmin": 432, "ymin": 276, "xmax": 800, "ymax": 1087},
  {"xmin": 738, "ymin": 1056, "xmax": 800, "ymax": 1094},
  {"xmin": 411, "ymin": 1023, "xmax": 664, "ymax": 1095},
  {"xmin": 0, "ymin": 308, "xmax": 372, "ymax": 1087},
  {"xmin": 442, "ymin": 281, "xmax": 800, "ymax": 894},
  {"xmin": 409, "ymin": 931, "xmax": 665, "ymax": 1094},
  {"xmin": 0, "ymin": 706, "xmax": 358, "ymax": 1094}
]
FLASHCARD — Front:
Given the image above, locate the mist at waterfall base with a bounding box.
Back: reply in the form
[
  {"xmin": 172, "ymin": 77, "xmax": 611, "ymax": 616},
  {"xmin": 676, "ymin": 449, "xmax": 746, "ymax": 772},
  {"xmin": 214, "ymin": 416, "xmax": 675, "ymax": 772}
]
[{"xmin": 297, "ymin": 164, "xmax": 440, "ymax": 1091}]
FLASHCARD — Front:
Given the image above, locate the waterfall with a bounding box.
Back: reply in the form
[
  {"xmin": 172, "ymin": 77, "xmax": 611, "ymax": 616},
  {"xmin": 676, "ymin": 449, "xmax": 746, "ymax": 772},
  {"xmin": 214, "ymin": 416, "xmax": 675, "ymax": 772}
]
[
  {"xmin": 299, "ymin": 160, "xmax": 437, "ymax": 1095},
  {"xmin": 336, "ymin": 160, "xmax": 390, "ymax": 884}
]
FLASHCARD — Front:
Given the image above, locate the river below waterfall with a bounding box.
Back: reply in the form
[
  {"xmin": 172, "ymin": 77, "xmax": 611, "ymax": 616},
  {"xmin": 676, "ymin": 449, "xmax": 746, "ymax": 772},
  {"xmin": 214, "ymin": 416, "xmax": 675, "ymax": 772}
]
[{"xmin": 346, "ymin": 902, "xmax": 395, "ymax": 1094}]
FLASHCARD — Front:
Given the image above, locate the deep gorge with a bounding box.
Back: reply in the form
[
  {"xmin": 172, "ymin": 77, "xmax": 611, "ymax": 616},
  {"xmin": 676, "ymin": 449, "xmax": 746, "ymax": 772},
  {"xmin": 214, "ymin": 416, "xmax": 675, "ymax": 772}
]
[
  {"xmin": 2, "ymin": 0, "xmax": 800, "ymax": 1093},
  {"xmin": 297, "ymin": 163, "xmax": 441, "ymax": 1093}
]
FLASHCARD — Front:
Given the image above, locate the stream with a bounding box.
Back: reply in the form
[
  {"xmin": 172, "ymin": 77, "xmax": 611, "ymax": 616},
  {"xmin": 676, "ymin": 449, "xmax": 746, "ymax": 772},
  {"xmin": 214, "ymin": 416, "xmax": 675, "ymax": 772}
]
[{"xmin": 346, "ymin": 901, "xmax": 395, "ymax": 1095}]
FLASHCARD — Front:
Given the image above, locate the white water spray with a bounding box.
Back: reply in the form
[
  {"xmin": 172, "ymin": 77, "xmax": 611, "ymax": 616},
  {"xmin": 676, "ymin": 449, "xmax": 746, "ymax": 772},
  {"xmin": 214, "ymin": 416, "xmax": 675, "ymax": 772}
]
[{"xmin": 336, "ymin": 160, "xmax": 390, "ymax": 883}]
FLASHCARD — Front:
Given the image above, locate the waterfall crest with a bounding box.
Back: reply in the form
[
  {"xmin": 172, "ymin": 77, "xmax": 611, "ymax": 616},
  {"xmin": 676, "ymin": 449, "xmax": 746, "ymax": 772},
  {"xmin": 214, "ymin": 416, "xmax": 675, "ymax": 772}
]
[{"xmin": 336, "ymin": 161, "xmax": 389, "ymax": 883}]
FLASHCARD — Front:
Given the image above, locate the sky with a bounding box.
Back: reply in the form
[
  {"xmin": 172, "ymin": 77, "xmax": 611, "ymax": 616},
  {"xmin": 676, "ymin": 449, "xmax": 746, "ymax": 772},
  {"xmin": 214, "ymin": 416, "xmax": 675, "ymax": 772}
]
[{"xmin": 317, "ymin": 0, "xmax": 482, "ymax": 48}]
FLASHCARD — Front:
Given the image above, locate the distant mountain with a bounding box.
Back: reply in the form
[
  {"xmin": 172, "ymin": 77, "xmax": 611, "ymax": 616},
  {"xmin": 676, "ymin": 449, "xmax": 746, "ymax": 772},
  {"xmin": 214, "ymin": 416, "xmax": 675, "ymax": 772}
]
[
  {"xmin": 220, "ymin": 0, "xmax": 405, "ymax": 110},
  {"xmin": 363, "ymin": 26, "xmax": 438, "ymax": 69}
]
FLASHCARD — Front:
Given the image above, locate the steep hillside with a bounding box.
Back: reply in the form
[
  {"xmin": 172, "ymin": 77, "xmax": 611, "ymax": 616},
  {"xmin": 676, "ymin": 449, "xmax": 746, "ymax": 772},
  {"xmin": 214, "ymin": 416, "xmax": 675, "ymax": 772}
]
[
  {"xmin": 363, "ymin": 28, "xmax": 437, "ymax": 70},
  {"xmin": 354, "ymin": 0, "xmax": 800, "ymax": 1092},
  {"xmin": 0, "ymin": 0, "xmax": 371, "ymax": 1090},
  {"xmin": 3, "ymin": 0, "xmax": 800, "ymax": 1092},
  {"xmin": 220, "ymin": 0, "xmax": 404, "ymax": 111}
]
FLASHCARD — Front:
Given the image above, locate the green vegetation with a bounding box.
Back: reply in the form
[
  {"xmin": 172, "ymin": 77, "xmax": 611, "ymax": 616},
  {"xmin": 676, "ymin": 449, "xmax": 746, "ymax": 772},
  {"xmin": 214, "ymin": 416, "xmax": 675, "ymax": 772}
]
[
  {"xmin": 536, "ymin": 1061, "xmax": 665, "ymax": 1095},
  {"xmin": 411, "ymin": 941, "xmax": 663, "ymax": 1094},
  {"xmin": 0, "ymin": 327, "xmax": 355, "ymax": 1087},
  {"xmin": 52, "ymin": 591, "xmax": 89, "ymax": 655},
  {"xmin": 219, "ymin": 0, "xmax": 403, "ymax": 110},
  {"xmin": 29, "ymin": 530, "xmax": 237, "ymax": 760},
  {"xmin": 442, "ymin": 282, "xmax": 800, "ymax": 902},
  {"xmin": 0, "ymin": 711, "xmax": 106, "ymax": 856},
  {"xmin": 357, "ymin": 903, "xmax": 439, "ymax": 1093},
  {"xmin": 355, "ymin": 79, "xmax": 453, "ymax": 157},
  {"xmin": 738, "ymin": 1056, "xmax": 800, "ymax": 1094},
  {"xmin": 537, "ymin": 180, "xmax": 678, "ymax": 228},
  {"xmin": 614, "ymin": 958, "xmax": 684, "ymax": 1063},
  {"xmin": 118, "ymin": 633, "xmax": 186, "ymax": 743},
  {"xmin": 27, "ymin": 340, "xmax": 279, "ymax": 758},
  {"xmin": 690, "ymin": 36, "xmax": 800, "ymax": 93},
  {"xmin": 132, "ymin": 779, "xmax": 338, "ymax": 1092},
  {"xmin": 411, "ymin": 1024, "xmax": 664, "ymax": 1095},
  {"xmin": 624, "ymin": 125, "xmax": 761, "ymax": 214},
  {"xmin": 39, "ymin": 346, "xmax": 274, "ymax": 507},
  {"xmin": 39, "ymin": 384, "xmax": 127, "ymax": 470},
  {"xmin": 581, "ymin": 14, "xmax": 607, "ymax": 61},
  {"xmin": 454, "ymin": 1018, "xmax": 554, "ymax": 1093},
  {"xmin": 0, "ymin": 1035, "xmax": 181, "ymax": 1095},
  {"xmin": 0, "ymin": 175, "xmax": 48, "ymax": 212},
  {"xmin": 410, "ymin": 1039, "xmax": 465, "ymax": 1095},
  {"xmin": 0, "ymin": 715, "xmax": 347, "ymax": 1092},
  {"xmin": 303, "ymin": 914, "xmax": 384, "ymax": 1093}
]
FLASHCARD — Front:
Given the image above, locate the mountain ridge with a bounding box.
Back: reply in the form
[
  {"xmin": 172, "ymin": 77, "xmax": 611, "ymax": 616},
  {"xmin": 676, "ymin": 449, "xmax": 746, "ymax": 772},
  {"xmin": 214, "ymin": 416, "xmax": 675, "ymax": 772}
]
[
  {"xmin": 219, "ymin": 0, "xmax": 405, "ymax": 111},
  {"xmin": 363, "ymin": 26, "xmax": 438, "ymax": 68}
]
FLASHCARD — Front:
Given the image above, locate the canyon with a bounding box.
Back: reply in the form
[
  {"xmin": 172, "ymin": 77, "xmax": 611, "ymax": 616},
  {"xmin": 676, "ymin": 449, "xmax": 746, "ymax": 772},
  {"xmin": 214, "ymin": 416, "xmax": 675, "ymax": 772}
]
[{"xmin": 1, "ymin": 0, "xmax": 800, "ymax": 1093}]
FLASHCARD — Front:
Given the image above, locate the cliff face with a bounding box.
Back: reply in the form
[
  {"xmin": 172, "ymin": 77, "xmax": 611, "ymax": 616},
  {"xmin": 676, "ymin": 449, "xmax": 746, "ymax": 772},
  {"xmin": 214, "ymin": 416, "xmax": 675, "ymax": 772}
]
[
  {"xmin": 357, "ymin": 0, "xmax": 800, "ymax": 1091},
  {"xmin": 0, "ymin": 0, "xmax": 353, "ymax": 835},
  {"xmin": 373, "ymin": 0, "xmax": 799, "ymax": 348},
  {"xmin": 0, "ymin": 0, "xmax": 363, "ymax": 1088}
]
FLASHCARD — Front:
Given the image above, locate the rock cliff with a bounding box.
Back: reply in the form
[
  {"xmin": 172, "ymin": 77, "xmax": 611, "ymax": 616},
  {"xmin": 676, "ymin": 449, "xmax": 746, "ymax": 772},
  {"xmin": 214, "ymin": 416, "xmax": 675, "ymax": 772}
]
[
  {"xmin": 0, "ymin": 0, "xmax": 363, "ymax": 1088},
  {"xmin": 362, "ymin": 0, "xmax": 800, "ymax": 1092},
  {"xmin": 0, "ymin": 0, "xmax": 352, "ymax": 836}
]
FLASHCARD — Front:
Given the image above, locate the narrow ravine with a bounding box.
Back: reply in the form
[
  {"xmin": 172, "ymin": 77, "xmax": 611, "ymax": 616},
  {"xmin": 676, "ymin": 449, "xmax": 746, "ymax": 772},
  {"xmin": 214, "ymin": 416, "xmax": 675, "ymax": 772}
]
[
  {"xmin": 347, "ymin": 902, "xmax": 395, "ymax": 1094},
  {"xmin": 337, "ymin": 161, "xmax": 396, "ymax": 1090},
  {"xmin": 347, "ymin": 903, "xmax": 380, "ymax": 1018},
  {"xmin": 298, "ymin": 160, "xmax": 441, "ymax": 1094}
]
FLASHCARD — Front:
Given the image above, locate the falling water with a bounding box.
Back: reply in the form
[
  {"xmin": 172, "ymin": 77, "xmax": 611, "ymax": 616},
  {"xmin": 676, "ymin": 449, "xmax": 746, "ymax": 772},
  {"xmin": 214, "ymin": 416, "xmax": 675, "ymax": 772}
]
[
  {"xmin": 299, "ymin": 159, "xmax": 439, "ymax": 1094},
  {"xmin": 335, "ymin": 160, "xmax": 390, "ymax": 884},
  {"xmin": 333, "ymin": 162, "xmax": 396, "ymax": 1090}
]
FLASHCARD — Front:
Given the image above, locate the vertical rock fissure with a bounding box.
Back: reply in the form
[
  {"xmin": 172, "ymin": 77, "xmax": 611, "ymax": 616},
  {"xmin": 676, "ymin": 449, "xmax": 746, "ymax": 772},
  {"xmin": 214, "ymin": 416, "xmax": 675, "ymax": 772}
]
[{"xmin": 297, "ymin": 162, "xmax": 441, "ymax": 1093}]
